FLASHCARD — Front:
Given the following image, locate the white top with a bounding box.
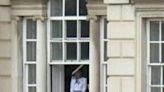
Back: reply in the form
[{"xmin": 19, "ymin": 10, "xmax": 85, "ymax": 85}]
[{"xmin": 70, "ymin": 77, "xmax": 87, "ymax": 92}]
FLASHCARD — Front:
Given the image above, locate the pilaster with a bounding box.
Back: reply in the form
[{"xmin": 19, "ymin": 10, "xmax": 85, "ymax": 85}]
[
  {"xmin": 35, "ymin": 16, "xmax": 46, "ymax": 92},
  {"xmin": 89, "ymin": 15, "xmax": 100, "ymax": 92}
]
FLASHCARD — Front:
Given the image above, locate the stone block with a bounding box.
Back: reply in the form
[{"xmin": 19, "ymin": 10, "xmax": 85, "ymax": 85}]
[
  {"xmin": 121, "ymin": 40, "xmax": 135, "ymax": 57},
  {"xmin": 0, "ymin": 0, "xmax": 10, "ymax": 5},
  {"xmin": 0, "ymin": 41, "xmax": 11, "ymax": 58},
  {"xmin": 122, "ymin": 77, "xmax": 135, "ymax": 92},
  {"xmin": 0, "ymin": 7, "xmax": 11, "ymax": 22},
  {"xmin": 108, "ymin": 40, "xmax": 121, "ymax": 57},
  {"xmin": 0, "ymin": 22, "xmax": 11, "ymax": 40},
  {"xmin": 122, "ymin": 5, "xmax": 135, "ymax": 20},
  {"xmin": 104, "ymin": 0, "xmax": 129, "ymax": 4},
  {"xmin": 108, "ymin": 58, "xmax": 135, "ymax": 75},
  {"xmin": 107, "ymin": 77, "xmax": 121, "ymax": 92},
  {"xmin": 108, "ymin": 22, "xmax": 135, "ymax": 39},
  {"xmin": 0, "ymin": 59, "xmax": 11, "ymax": 76},
  {"xmin": 107, "ymin": 5, "xmax": 121, "ymax": 20},
  {"xmin": 0, "ymin": 77, "xmax": 11, "ymax": 92}
]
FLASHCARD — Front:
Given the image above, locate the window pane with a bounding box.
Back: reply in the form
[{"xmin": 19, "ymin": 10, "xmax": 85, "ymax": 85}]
[
  {"xmin": 65, "ymin": 0, "xmax": 76, "ymax": 16},
  {"xmin": 162, "ymin": 22, "xmax": 164, "ymax": 41},
  {"xmin": 51, "ymin": 0, "xmax": 62, "ymax": 16},
  {"xmin": 81, "ymin": 42, "xmax": 89, "ymax": 60},
  {"xmin": 81, "ymin": 20, "xmax": 89, "ymax": 38},
  {"xmin": 66, "ymin": 21, "xmax": 77, "ymax": 38},
  {"xmin": 79, "ymin": 0, "xmax": 87, "ymax": 15},
  {"xmin": 66, "ymin": 43, "xmax": 77, "ymax": 60},
  {"xmin": 29, "ymin": 87, "xmax": 36, "ymax": 92},
  {"xmin": 150, "ymin": 21, "xmax": 159, "ymax": 41},
  {"xmin": 104, "ymin": 19, "xmax": 107, "ymax": 39},
  {"xmin": 27, "ymin": 19, "xmax": 36, "ymax": 39},
  {"xmin": 28, "ymin": 64, "xmax": 36, "ymax": 84},
  {"xmin": 151, "ymin": 87, "xmax": 160, "ymax": 92},
  {"xmin": 104, "ymin": 42, "xmax": 108, "ymax": 61},
  {"xmin": 162, "ymin": 44, "xmax": 164, "ymax": 62},
  {"xmin": 51, "ymin": 21, "xmax": 62, "ymax": 38},
  {"xmin": 163, "ymin": 66, "xmax": 164, "ymax": 84},
  {"xmin": 27, "ymin": 42, "xmax": 36, "ymax": 61},
  {"xmin": 51, "ymin": 43, "xmax": 63, "ymax": 61},
  {"xmin": 150, "ymin": 43, "xmax": 159, "ymax": 63},
  {"xmin": 151, "ymin": 66, "xmax": 161, "ymax": 85}
]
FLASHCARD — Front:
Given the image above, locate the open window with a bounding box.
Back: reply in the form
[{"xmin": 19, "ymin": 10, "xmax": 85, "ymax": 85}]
[{"xmin": 51, "ymin": 65, "xmax": 89, "ymax": 92}]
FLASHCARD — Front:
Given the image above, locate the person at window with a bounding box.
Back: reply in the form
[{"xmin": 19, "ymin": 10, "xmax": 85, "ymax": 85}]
[{"xmin": 70, "ymin": 65, "xmax": 87, "ymax": 92}]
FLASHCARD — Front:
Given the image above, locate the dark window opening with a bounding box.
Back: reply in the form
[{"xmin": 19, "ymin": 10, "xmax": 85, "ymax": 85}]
[
  {"xmin": 51, "ymin": 65, "xmax": 89, "ymax": 92},
  {"xmin": 66, "ymin": 43, "xmax": 77, "ymax": 60},
  {"xmin": 81, "ymin": 21, "xmax": 89, "ymax": 38},
  {"xmin": 65, "ymin": 0, "xmax": 77, "ymax": 16},
  {"xmin": 79, "ymin": 0, "xmax": 88, "ymax": 15},
  {"xmin": 66, "ymin": 21, "xmax": 77, "ymax": 38}
]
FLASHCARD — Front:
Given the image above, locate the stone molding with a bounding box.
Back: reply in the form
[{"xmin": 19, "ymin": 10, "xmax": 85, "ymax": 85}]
[
  {"xmin": 87, "ymin": 1, "xmax": 107, "ymax": 16},
  {"xmin": 11, "ymin": 4, "xmax": 47, "ymax": 17}
]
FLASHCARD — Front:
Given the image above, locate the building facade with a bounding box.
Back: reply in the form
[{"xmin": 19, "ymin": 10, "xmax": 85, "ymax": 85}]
[{"xmin": 0, "ymin": 0, "xmax": 163, "ymax": 92}]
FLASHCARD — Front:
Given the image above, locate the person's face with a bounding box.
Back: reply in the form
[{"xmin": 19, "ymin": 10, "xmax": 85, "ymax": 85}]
[{"xmin": 75, "ymin": 71, "xmax": 81, "ymax": 79}]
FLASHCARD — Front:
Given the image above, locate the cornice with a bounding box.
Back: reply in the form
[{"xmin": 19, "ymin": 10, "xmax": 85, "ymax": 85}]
[{"xmin": 87, "ymin": 1, "xmax": 107, "ymax": 16}]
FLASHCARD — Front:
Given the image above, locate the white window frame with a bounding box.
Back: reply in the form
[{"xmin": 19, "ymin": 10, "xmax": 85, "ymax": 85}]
[
  {"xmin": 47, "ymin": 0, "xmax": 90, "ymax": 64},
  {"xmin": 47, "ymin": 0, "xmax": 90, "ymax": 92},
  {"xmin": 23, "ymin": 18, "xmax": 37, "ymax": 92},
  {"xmin": 147, "ymin": 19, "xmax": 164, "ymax": 92},
  {"xmin": 100, "ymin": 17, "xmax": 108, "ymax": 92}
]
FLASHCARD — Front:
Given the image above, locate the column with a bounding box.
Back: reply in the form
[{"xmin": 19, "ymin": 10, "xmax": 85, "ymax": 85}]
[
  {"xmin": 11, "ymin": 16, "xmax": 21, "ymax": 92},
  {"xmin": 36, "ymin": 16, "xmax": 46, "ymax": 92},
  {"xmin": 89, "ymin": 16, "xmax": 100, "ymax": 92}
]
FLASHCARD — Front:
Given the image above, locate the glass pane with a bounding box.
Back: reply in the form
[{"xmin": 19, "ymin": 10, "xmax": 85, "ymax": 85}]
[
  {"xmin": 27, "ymin": 42, "xmax": 36, "ymax": 61},
  {"xmin": 51, "ymin": 0, "xmax": 62, "ymax": 16},
  {"xmin": 51, "ymin": 21, "xmax": 62, "ymax": 38},
  {"xmin": 150, "ymin": 21, "xmax": 159, "ymax": 41},
  {"xmin": 51, "ymin": 43, "xmax": 63, "ymax": 61},
  {"xmin": 66, "ymin": 43, "xmax": 77, "ymax": 60},
  {"xmin": 66, "ymin": 21, "xmax": 77, "ymax": 38},
  {"xmin": 81, "ymin": 42, "xmax": 89, "ymax": 60},
  {"xmin": 104, "ymin": 19, "xmax": 107, "ymax": 39},
  {"xmin": 163, "ymin": 66, "xmax": 164, "ymax": 84},
  {"xmin": 162, "ymin": 44, "xmax": 164, "ymax": 62},
  {"xmin": 29, "ymin": 87, "xmax": 36, "ymax": 92},
  {"xmin": 151, "ymin": 87, "xmax": 161, "ymax": 92},
  {"xmin": 79, "ymin": 0, "xmax": 87, "ymax": 15},
  {"xmin": 162, "ymin": 22, "xmax": 164, "ymax": 41},
  {"xmin": 65, "ymin": 0, "xmax": 76, "ymax": 16},
  {"xmin": 151, "ymin": 66, "xmax": 161, "ymax": 85},
  {"xmin": 28, "ymin": 64, "xmax": 36, "ymax": 84},
  {"xmin": 150, "ymin": 43, "xmax": 159, "ymax": 63},
  {"xmin": 104, "ymin": 42, "xmax": 108, "ymax": 61},
  {"xmin": 26, "ymin": 19, "xmax": 36, "ymax": 39},
  {"xmin": 81, "ymin": 20, "xmax": 89, "ymax": 38}
]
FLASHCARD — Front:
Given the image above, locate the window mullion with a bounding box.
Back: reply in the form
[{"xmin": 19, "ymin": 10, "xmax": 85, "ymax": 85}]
[{"xmin": 63, "ymin": 20, "xmax": 66, "ymax": 62}]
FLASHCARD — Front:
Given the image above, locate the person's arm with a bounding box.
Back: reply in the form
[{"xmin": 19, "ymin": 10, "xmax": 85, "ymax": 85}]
[
  {"xmin": 82, "ymin": 78, "xmax": 87, "ymax": 92},
  {"xmin": 70, "ymin": 77, "xmax": 74, "ymax": 92}
]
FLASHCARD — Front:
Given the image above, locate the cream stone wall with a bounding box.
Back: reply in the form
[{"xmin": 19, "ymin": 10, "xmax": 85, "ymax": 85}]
[
  {"xmin": 105, "ymin": 1, "xmax": 136, "ymax": 92},
  {"xmin": 0, "ymin": 0, "xmax": 11, "ymax": 92}
]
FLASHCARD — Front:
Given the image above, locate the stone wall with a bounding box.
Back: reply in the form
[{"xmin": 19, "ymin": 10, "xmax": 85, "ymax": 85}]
[
  {"xmin": 0, "ymin": 0, "xmax": 12, "ymax": 92},
  {"xmin": 105, "ymin": 0, "xmax": 136, "ymax": 92}
]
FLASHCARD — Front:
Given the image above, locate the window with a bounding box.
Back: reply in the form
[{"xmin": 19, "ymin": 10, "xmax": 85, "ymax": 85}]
[
  {"xmin": 48, "ymin": 0, "xmax": 89, "ymax": 92},
  {"xmin": 147, "ymin": 20, "xmax": 164, "ymax": 92},
  {"xmin": 23, "ymin": 19, "xmax": 37, "ymax": 92},
  {"xmin": 100, "ymin": 17, "xmax": 108, "ymax": 92},
  {"xmin": 48, "ymin": 0, "xmax": 89, "ymax": 63}
]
